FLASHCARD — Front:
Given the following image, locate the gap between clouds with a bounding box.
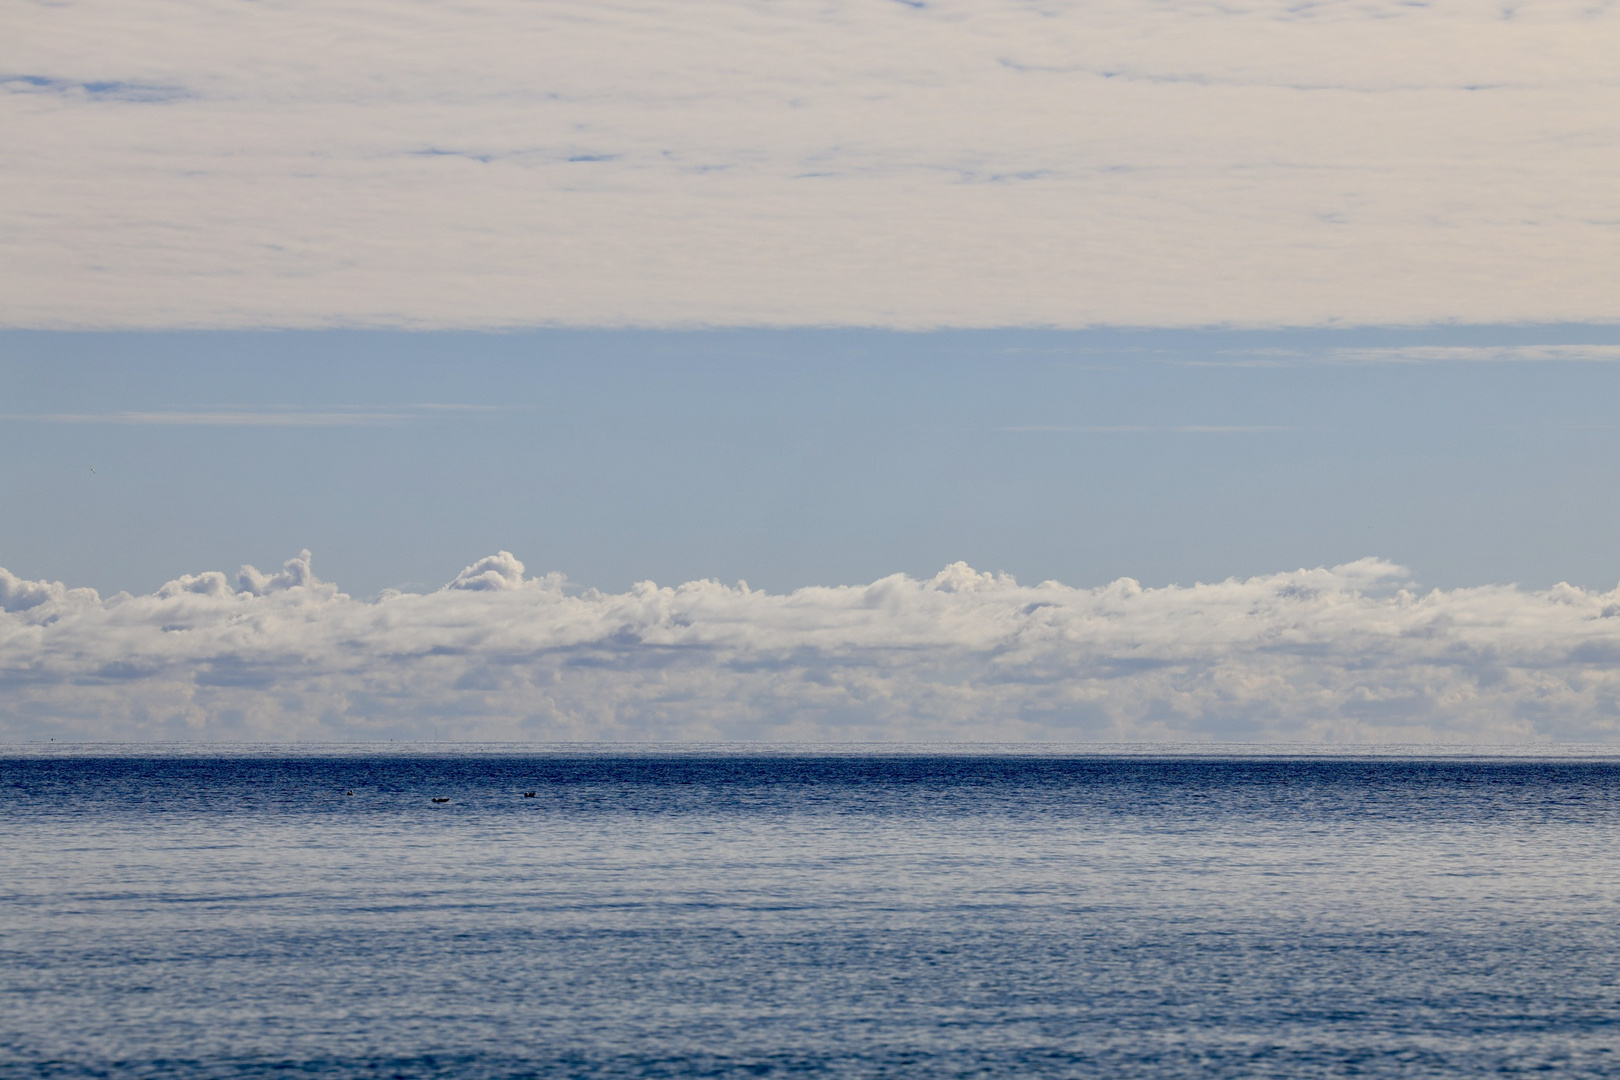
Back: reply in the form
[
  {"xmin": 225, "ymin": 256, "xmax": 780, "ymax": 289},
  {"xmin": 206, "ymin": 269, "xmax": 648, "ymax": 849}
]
[{"xmin": 5, "ymin": 551, "xmax": 1620, "ymax": 744}]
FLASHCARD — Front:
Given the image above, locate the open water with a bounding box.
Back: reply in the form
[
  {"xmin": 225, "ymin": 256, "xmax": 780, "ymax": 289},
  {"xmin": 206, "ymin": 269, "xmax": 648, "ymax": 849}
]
[{"xmin": 3, "ymin": 746, "xmax": 1619, "ymax": 1078}]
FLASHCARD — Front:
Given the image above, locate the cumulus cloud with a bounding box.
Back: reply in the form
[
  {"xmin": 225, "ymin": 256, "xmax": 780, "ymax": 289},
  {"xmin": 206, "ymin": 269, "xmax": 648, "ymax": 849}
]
[
  {"xmin": 235, "ymin": 550, "xmax": 320, "ymax": 597},
  {"xmin": 0, "ymin": 568, "xmax": 95, "ymax": 613},
  {"xmin": 4, "ymin": 551, "xmax": 1620, "ymax": 743},
  {"xmin": 4, "ymin": 0, "xmax": 1619, "ymax": 329},
  {"xmin": 446, "ymin": 551, "xmax": 529, "ymax": 592}
]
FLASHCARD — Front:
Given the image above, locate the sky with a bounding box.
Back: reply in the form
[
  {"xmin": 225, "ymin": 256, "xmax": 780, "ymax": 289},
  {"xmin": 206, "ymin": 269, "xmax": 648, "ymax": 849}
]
[
  {"xmin": 4, "ymin": 0, "xmax": 1620, "ymax": 742},
  {"xmin": 6, "ymin": 327, "xmax": 1620, "ymax": 598},
  {"xmin": 7, "ymin": 0, "xmax": 1619, "ymax": 327}
]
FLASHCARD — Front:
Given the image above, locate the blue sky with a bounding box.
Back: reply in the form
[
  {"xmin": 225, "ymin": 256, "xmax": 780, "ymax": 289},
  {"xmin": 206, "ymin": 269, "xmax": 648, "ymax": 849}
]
[
  {"xmin": 5, "ymin": 0, "xmax": 1620, "ymax": 742},
  {"xmin": 5, "ymin": 326, "xmax": 1620, "ymax": 599}
]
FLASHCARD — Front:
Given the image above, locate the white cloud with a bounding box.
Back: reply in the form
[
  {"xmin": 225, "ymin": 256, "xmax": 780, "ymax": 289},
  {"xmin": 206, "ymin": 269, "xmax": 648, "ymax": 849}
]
[
  {"xmin": 5, "ymin": 551, "xmax": 1620, "ymax": 743},
  {"xmin": 1323, "ymin": 346, "xmax": 1620, "ymax": 365},
  {"xmin": 235, "ymin": 549, "xmax": 320, "ymax": 597},
  {"xmin": 4, "ymin": 0, "xmax": 1619, "ymax": 329},
  {"xmin": 1185, "ymin": 344, "xmax": 1620, "ymax": 367},
  {"xmin": 446, "ymin": 551, "xmax": 529, "ymax": 592}
]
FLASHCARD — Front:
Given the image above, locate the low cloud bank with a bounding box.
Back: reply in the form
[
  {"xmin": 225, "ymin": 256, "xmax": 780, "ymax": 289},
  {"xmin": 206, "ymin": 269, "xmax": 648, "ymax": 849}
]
[{"xmin": 4, "ymin": 552, "xmax": 1620, "ymax": 743}]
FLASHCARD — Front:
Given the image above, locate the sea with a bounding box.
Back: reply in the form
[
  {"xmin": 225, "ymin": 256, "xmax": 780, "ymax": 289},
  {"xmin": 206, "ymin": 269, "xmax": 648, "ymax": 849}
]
[{"xmin": 3, "ymin": 744, "xmax": 1619, "ymax": 1078}]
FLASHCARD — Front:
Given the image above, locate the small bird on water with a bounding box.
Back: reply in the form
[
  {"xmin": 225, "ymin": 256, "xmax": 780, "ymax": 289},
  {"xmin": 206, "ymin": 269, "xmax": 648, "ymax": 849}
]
[{"xmin": 431, "ymin": 797, "xmax": 450, "ymax": 803}]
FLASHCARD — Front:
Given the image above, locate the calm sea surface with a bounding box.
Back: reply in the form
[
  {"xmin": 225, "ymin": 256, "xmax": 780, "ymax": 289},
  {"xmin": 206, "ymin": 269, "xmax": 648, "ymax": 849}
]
[{"xmin": 3, "ymin": 747, "xmax": 1619, "ymax": 1078}]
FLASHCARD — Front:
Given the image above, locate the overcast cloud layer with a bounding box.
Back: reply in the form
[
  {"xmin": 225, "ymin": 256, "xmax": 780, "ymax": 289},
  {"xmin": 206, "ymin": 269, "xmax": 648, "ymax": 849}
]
[
  {"xmin": 5, "ymin": 0, "xmax": 1619, "ymax": 328},
  {"xmin": 5, "ymin": 551, "xmax": 1620, "ymax": 743}
]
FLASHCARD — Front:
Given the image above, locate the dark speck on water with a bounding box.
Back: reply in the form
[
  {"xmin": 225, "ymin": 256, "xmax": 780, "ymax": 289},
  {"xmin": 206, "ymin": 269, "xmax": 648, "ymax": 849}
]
[{"xmin": 3, "ymin": 746, "xmax": 1620, "ymax": 1078}]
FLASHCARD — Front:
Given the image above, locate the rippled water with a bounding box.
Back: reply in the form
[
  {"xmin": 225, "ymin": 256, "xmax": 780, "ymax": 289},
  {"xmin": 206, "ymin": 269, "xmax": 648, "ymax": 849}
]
[{"xmin": 3, "ymin": 747, "xmax": 1620, "ymax": 1078}]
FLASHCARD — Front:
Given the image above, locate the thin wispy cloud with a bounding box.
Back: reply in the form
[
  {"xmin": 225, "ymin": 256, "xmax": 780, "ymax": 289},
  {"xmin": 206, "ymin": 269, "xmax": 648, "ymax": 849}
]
[
  {"xmin": 1181, "ymin": 345, "xmax": 1620, "ymax": 368},
  {"xmin": 5, "ymin": 0, "xmax": 1618, "ymax": 328},
  {"xmin": 5, "ymin": 551, "xmax": 1620, "ymax": 744},
  {"xmin": 0, "ymin": 404, "xmax": 500, "ymax": 426},
  {"xmin": 3, "ymin": 411, "xmax": 412, "ymax": 427},
  {"xmin": 1003, "ymin": 425, "xmax": 1303, "ymax": 434},
  {"xmin": 1323, "ymin": 346, "xmax": 1620, "ymax": 365}
]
